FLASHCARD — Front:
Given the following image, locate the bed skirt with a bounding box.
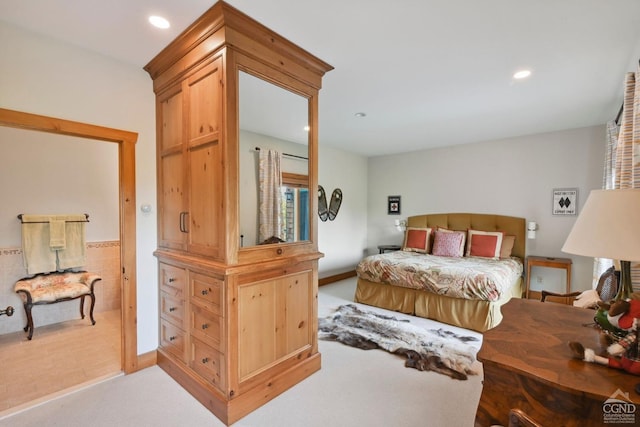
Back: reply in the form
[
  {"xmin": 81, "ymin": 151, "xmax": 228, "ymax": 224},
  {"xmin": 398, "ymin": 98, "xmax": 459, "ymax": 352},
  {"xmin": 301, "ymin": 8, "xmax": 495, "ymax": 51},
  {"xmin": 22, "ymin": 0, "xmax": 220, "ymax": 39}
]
[{"xmin": 354, "ymin": 276, "xmax": 523, "ymax": 332}]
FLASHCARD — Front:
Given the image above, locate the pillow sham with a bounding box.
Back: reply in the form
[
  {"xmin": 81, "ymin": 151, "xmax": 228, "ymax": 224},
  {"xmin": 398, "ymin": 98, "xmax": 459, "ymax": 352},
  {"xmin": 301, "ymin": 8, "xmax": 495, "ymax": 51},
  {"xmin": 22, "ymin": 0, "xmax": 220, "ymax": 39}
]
[
  {"xmin": 402, "ymin": 227, "xmax": 432, "ymax": 253},
  {"xmin": 500, "ymin": 235, "xmax": 516, "ymax": 259},
  {"xmin": 466, "ymin": 229, "xmax": 504, "ymax": 259},
  {"xmin": 431, "ymin": 229, "xmax": 465, "ymax": 257}
]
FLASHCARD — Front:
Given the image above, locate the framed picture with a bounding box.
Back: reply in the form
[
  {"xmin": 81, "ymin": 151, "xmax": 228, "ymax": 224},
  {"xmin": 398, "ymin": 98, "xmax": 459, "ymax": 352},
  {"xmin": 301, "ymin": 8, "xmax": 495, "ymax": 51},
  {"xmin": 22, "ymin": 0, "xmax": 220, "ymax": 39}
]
[
  {"xmin": 552, "ymin": 188, "xmax": 578, "ymax": 215},
  {"xmin": 388, "ymin": 195, "xmax": 401, "ymax": 215}
]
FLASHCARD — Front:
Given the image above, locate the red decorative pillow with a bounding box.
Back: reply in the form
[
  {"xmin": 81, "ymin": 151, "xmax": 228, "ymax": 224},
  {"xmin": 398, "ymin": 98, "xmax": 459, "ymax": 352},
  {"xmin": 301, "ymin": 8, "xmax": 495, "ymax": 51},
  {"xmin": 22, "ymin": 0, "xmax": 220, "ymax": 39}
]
[
  {"xmin": 431, "ymin": 230, "xmax": 465, "ymax": 257},
  {"xmin": 466, "ymin": 229, "xmax": 504, "ymax": 259},
  {"xmin": 402, "ymin": 227, "xmax": 432, "ymax": 253}
]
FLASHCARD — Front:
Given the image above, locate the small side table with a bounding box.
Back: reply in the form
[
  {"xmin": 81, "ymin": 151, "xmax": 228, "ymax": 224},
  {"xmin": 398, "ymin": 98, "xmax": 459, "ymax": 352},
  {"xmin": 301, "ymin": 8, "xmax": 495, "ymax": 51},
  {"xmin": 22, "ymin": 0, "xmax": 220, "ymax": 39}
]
[
  {"xmin": 378, "ymin": 245, "xmax": 401, "ymax": 254},
  {"xmin": 525, "ymin": 255, "xmax": 572, "ymax": 299}
]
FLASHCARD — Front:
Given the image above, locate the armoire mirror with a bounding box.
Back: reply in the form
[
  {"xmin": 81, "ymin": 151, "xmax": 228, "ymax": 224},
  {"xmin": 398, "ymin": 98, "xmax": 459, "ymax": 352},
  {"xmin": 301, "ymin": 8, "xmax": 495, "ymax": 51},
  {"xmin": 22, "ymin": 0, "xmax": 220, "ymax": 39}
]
[{"xmin": 238, "ymin": 71, "xmax": 311, "ymax": 248}]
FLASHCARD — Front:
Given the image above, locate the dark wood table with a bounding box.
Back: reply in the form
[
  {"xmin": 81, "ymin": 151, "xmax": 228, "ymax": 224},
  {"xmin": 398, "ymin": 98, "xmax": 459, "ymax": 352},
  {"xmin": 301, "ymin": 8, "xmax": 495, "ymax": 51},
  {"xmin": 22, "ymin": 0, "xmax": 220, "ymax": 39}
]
[{"xmin": 475, "ymin": 298, "xmax": 640, "ymax": 427}]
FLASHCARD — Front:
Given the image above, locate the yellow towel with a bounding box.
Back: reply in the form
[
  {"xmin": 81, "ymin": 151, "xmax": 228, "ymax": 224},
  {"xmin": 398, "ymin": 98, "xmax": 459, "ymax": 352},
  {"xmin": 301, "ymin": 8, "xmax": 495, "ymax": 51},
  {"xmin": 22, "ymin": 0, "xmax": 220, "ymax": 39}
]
[
  {"xmin": 57, "ymin": 221, "xmax": 86, "ymax": 270},
  {"xmin": 49, "ymin": 219, "xmax": 66, "ymax": 249},
  {"xmin": 20, "ymin": 214, "xmax": 88, "ymax": 273},
  {"xmin": 21, "ymin": 222, "xmax": 57, "ymax": 275}
]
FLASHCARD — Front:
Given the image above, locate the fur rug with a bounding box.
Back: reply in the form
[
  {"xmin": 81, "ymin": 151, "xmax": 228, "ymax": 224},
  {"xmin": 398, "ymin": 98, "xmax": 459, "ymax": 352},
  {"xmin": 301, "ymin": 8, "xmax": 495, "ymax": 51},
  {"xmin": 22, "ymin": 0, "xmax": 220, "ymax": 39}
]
[{"xmin": 318, "ymin": 304, "xmax": 480, "ymax": 380}]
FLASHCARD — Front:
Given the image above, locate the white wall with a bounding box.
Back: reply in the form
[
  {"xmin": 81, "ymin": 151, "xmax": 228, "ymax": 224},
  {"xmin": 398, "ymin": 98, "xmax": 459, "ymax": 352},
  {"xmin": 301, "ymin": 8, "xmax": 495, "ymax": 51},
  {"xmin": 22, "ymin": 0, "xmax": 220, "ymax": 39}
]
[
  {"xmin": 368, "ymin": 125, "xmax": 605, "ymax": 293},
  {"xmin": 0, "ymin": 22, "xmax": 158, "ymax": 354},
  {"xmin": 318, "ymin": 143, "xmax": 368, "ymax": 277}
]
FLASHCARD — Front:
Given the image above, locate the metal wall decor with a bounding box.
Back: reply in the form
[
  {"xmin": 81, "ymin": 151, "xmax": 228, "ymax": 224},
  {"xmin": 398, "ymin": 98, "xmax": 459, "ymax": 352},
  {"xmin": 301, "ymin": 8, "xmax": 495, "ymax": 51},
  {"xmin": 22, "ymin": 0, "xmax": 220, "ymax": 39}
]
[{"xmin": 318, "ymin": 186, "xmax": 342, "ymax": 221}]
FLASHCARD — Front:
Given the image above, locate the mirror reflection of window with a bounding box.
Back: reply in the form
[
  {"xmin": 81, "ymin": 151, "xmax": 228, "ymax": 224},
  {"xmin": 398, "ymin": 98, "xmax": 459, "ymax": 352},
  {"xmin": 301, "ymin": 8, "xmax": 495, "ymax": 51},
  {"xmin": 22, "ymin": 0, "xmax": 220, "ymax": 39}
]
[
  {"xmin": 281, "ymin": 173, "xmax": 309, "ymax": 242},
  {"xmin": 238, "ymin": 71, "xmax": 310, "ymax": 247}
]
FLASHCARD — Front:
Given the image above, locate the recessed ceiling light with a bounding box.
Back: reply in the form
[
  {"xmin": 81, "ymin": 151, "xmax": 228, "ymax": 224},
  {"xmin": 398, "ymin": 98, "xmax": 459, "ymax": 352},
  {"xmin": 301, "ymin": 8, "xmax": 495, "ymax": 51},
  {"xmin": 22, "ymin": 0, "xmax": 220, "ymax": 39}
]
[
  {"xmin": 149, "ymin": 15, "xmax": 170, "ymax": 29},
  {"xmin": 513, "ymin": 69, "xmax": 532, "ymax": 80},
  {"xmin": 354, "ymin": 112, "xmax": 367, "ymax": 118}
]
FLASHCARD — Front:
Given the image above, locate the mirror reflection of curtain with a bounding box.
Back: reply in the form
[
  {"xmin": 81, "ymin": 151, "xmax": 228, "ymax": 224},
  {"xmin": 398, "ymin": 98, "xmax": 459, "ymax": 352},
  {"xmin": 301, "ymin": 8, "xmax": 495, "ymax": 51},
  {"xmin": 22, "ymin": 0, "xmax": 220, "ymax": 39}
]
[{"xmin": 258, "ymin": 149, "xmax": 283, "ymax": 243}]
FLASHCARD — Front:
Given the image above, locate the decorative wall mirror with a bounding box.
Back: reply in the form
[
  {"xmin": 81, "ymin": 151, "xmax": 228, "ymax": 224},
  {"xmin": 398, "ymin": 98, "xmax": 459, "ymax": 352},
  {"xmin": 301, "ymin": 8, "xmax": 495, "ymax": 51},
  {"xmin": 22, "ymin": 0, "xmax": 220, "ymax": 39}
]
[{"xmin": 238, "ymin": 70, "xmax": 311, "ymax": 247}]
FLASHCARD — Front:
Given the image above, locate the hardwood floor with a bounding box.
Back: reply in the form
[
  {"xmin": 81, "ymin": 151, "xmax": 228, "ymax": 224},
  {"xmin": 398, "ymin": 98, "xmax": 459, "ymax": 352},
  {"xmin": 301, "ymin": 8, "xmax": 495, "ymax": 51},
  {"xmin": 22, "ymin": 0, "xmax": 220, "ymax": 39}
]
[{"xmin": 0, "ymin": 309, "xmax": 121, "ymax": 414}]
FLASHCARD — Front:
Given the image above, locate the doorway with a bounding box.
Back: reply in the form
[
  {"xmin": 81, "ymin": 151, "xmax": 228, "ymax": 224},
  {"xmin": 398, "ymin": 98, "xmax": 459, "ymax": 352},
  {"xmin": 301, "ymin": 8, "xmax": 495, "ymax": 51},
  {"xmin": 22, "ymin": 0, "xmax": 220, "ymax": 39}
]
[{"xmin": 0, "ymin": 108, "xmax": 138, "ymax": 412}]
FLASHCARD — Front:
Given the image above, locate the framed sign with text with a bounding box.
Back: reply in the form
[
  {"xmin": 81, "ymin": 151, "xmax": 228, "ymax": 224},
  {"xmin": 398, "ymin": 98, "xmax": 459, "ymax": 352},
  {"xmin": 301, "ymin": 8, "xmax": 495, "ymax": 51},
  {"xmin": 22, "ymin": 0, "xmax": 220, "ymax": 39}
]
[
  {"xmin": 552, "ymin": 188, "xmax": 577, "ymax": 215},
  {"xmin": 388, "ymin": 195, "xmax": 401, "ymax": 215}
]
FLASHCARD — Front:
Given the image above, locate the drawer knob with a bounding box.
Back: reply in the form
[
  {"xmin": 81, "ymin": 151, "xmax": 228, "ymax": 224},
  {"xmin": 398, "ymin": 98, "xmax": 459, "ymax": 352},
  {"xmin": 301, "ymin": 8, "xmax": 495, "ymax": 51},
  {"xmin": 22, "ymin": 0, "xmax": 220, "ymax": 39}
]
[
  {"xmin": 168, "ymin": 277, "xmax": 176, "ymax": 283},
  {"xmin": 169, "ymin": 307, "xmax": 177, "ymax": 312},
  {"xmin": 201, "ymin": 323, "xmax": 209, "ymax": 330},
  {"xmin": 202, "ymin": 357, "xmax": 210, "ymax": 364},
  {"xmin": 169, "ymin": 336, "xmax": 176, "ymax": 341},
  {"xmin": 201, "ymin": 289, "xmax": 209, "ymax": 296}
]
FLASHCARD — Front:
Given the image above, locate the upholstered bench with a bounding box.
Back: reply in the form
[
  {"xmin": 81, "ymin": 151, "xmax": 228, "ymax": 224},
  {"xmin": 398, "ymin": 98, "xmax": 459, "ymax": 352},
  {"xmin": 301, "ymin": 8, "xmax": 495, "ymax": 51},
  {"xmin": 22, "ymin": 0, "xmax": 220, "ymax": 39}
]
[{"xmin": 14, "ymin": 271, "xmax": 102, "ymax": 340}]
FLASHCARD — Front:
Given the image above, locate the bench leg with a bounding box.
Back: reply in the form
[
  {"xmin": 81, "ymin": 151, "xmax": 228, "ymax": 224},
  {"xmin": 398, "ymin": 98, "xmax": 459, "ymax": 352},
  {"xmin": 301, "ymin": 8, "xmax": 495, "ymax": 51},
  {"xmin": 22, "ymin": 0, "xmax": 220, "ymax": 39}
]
[
  {"xmin": 89, "ymin": 293, "xmax": 96, "ymax": 325},
  {"xmin": 80, "ymin": 295, "xmax": 86, "ymax": 319},
  {"xmin": 22, "ymin": 303, "xmax": 34, "ymax": 340}
]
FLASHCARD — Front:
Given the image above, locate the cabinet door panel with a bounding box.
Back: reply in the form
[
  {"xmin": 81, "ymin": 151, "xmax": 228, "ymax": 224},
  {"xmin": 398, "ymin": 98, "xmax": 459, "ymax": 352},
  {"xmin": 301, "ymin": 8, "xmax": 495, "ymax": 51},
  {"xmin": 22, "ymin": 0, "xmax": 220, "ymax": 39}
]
[
  {"xmin": 278, "ymin": 273, "xmax": 310, "ymax": 357},
  {"xmin": 188, "ymin": 58, "xmax": 222, "ymax": 147},
  {"xmin": 159, "ymin": 88, "xmax": 183, "ymax": 152},
  {"xmin": 237, "ymin": 271, "xmax": 312, "ymax": 380},
  {"xmin": 185, "ymin": 57, "xmax": 223, "ymax": 258},
  {"xmin": 188, "ymin": 140, "xmax": 222, "ymax": 257},
  {"xmin": 159, "ymin": 152, "xmax": 186, "ymax": 250},
  {"xmin": 238, "ymin": 280, "xmax": 276, "ymax": 378}
]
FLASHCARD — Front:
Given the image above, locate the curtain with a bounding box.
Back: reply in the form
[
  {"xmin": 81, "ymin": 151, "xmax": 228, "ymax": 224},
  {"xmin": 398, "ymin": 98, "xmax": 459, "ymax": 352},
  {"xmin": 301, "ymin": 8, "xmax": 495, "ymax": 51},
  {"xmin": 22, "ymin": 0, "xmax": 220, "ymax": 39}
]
[
  {"xmin": 614, "ymin": 67, "xmax": 640, "ymax": 291},
  {"xmin": 258, "ymin": 149, "xmax": 283, "ymax": 243},
  {"xmin": 593, "ymin": 120, "xmax": 619, "ymax": 286}
]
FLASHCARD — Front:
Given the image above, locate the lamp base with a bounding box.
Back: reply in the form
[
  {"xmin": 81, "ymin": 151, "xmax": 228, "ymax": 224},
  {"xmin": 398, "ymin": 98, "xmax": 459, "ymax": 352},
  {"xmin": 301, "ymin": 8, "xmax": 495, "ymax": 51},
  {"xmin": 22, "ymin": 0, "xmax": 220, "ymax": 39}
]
[{"xmin": 615, "ymin": 260, "xmax": 634, "ymax": 301}]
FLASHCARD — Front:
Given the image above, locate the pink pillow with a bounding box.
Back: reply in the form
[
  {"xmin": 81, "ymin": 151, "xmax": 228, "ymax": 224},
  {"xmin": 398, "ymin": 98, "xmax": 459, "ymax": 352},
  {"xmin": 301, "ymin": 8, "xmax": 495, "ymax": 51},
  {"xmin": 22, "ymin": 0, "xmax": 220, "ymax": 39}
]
[
  {"xmin": 466, "ymin": 229, "xmax": 504, "ymax": 259},
  {"xmin": 432, "ymin": 230, "xmax": 465, "ymax": 257},
  {"xmin": 402, "ymin": 227, "xmax": 432, "ymax": 253}
]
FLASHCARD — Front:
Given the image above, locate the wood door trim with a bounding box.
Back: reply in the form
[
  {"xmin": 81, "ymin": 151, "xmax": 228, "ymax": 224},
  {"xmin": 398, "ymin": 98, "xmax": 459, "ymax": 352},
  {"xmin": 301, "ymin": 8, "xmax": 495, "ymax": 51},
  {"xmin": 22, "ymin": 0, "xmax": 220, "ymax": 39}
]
[{"xmin": 0, "ymin": 107, "xmax": 139, "ymax": 374}]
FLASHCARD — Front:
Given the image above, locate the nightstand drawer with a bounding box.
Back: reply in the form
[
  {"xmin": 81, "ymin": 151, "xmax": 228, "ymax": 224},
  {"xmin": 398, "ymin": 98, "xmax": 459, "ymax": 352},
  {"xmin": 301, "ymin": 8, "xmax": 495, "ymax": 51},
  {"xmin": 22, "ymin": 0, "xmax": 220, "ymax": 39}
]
[
  {"xmin": 191, "ymin": 336, "xmax": 225, "ymax": 390},
  {"xmin": 159, "ymin": 263, "xmax": 186, "ymax": 296},
  {"xmin": 160, "ymin": 318, "xmax": 186, "ymax": 361},
  {"xmin": 190, "ymin": 304, "xmax": 223, "ymax": 351},
  {"xmin": 160, "ymin": 291, "xmax": 184, "ymax": 326},
  {"xmin": 190, "ymin": 272, "xmax": 223, "ymax": 315}
]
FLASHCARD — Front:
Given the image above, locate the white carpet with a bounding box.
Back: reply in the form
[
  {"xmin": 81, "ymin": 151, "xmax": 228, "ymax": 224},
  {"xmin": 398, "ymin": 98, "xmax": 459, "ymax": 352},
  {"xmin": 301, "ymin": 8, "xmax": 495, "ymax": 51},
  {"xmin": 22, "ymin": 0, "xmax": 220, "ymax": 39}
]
[{"xmin": 0, "ymin": 278, "xmax": 484, "ymax": 427}]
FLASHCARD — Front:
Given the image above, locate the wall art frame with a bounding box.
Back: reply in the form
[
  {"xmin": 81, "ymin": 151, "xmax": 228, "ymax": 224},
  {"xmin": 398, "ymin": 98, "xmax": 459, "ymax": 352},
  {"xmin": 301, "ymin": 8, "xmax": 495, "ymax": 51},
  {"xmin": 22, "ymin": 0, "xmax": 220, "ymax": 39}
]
[
  {"xmin": 552, "ymin": 188, "xmax": 578, "ymax": 216},
  {"xmin": 387, "ymin": 195, "xmax": 401, "ymax": 215}
]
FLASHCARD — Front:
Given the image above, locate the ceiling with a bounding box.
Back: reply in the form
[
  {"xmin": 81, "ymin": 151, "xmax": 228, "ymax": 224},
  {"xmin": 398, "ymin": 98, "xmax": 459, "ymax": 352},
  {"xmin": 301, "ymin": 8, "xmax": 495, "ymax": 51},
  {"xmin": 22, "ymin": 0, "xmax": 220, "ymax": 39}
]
[{"xmin": 1, "ymin": 0, "xmax": 639, "ymax": 157}]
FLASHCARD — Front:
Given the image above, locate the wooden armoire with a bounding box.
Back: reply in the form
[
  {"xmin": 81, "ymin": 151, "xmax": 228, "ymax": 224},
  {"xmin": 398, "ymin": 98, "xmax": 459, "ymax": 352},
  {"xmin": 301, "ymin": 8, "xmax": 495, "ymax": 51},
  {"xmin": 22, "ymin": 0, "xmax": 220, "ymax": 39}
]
[{"xmin": 143, "ymin": 2, "xmax": 332, "ymax": 424}]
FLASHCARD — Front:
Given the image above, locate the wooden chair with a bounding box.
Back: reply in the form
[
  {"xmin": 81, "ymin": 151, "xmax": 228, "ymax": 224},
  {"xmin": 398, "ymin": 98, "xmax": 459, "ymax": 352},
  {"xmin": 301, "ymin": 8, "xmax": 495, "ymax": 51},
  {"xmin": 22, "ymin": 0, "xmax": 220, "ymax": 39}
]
[{"xmin": 541, "ymin": 266, "xmax": 619, "ymax": 305}]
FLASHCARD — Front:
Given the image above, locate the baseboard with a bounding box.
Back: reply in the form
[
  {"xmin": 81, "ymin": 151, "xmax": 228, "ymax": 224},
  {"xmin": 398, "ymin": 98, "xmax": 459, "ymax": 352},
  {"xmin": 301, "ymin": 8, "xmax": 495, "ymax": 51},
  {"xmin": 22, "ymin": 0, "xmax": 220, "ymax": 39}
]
[
  {"xmin": 319, "ymin": 270, "xmax": 356, "ymax": 286},
  {"xmin": 137, "ymin": 350, "xmax": 158, "ymax": 370}
]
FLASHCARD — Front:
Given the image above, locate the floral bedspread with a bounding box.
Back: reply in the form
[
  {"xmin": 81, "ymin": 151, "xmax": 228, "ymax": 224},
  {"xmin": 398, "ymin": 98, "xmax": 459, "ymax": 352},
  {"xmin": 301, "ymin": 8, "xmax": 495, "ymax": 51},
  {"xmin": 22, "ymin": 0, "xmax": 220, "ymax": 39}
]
[{"xmin": 356, "ymin": 251, "xmax": 523, "ymax": 302}]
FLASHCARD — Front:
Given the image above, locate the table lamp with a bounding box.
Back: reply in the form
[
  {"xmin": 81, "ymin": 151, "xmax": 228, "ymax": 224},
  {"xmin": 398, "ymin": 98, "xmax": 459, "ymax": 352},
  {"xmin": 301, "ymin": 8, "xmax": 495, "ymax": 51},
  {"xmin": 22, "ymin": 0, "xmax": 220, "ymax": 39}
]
[{"xmin": 561, "ymin": 189, "xmax": 640, "ymax": 301}]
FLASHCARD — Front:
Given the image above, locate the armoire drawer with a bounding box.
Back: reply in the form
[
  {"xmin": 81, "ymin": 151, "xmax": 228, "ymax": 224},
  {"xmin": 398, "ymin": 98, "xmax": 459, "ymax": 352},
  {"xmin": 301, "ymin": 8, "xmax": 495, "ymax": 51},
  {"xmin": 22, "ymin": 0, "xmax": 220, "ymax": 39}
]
[
  {"xmin": 160, "ymin": 291, "xmax": 184, "ymax": 327},
  {"xmin": 159, "ymin": 262, "xmax": 186, "ymax": 296},
  {"xmin": 190, "ymin": 336, "xmax": 225, "ymax": 391},
  {"xmin": 160, "ymin": 318, "xmax": 186, "ymax": 361},
  {"xmin": 190, "ymin": 271, "xmax": 223, "ymax": 315},
  {"xmin": 190, "ymin": 304, "xmax": 223, "ymax": 351}
]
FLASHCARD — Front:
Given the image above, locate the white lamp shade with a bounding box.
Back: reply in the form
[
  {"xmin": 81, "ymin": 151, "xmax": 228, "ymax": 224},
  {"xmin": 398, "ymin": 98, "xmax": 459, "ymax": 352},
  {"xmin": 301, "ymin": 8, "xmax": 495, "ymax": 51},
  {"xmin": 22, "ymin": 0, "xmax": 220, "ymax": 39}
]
[{"xmin": 561, "ymin": 189, "xmax": 640, "ymax": 262}]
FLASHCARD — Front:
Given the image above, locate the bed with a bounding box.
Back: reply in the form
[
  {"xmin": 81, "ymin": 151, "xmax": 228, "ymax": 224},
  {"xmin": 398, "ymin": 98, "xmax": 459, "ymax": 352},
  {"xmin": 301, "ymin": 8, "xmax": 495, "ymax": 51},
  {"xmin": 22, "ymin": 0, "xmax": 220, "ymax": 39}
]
[{"xmin": 355, "ymin": 213, "xmax": 526, "ymax": 332}]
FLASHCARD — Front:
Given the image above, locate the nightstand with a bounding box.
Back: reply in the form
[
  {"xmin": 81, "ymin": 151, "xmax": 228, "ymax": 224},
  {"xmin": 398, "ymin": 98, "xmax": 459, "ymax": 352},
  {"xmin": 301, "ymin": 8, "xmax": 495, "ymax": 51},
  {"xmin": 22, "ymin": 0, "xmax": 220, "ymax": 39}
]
[
  {"xmin": 525, "ymin": 255, "xmax": 572, "ymax": 300},
  {"xmin": 378, "ymin": 245, "xmax": 401, "ymax": 254}
]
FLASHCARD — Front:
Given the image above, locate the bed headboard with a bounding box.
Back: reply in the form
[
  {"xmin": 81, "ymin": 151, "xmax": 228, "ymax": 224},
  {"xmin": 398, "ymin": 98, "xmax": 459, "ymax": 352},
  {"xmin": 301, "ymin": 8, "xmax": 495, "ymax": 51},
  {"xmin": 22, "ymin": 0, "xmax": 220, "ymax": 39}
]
[{"xmin": 406, "ymin": 213, "xmax": 526, "ymax": 259}]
